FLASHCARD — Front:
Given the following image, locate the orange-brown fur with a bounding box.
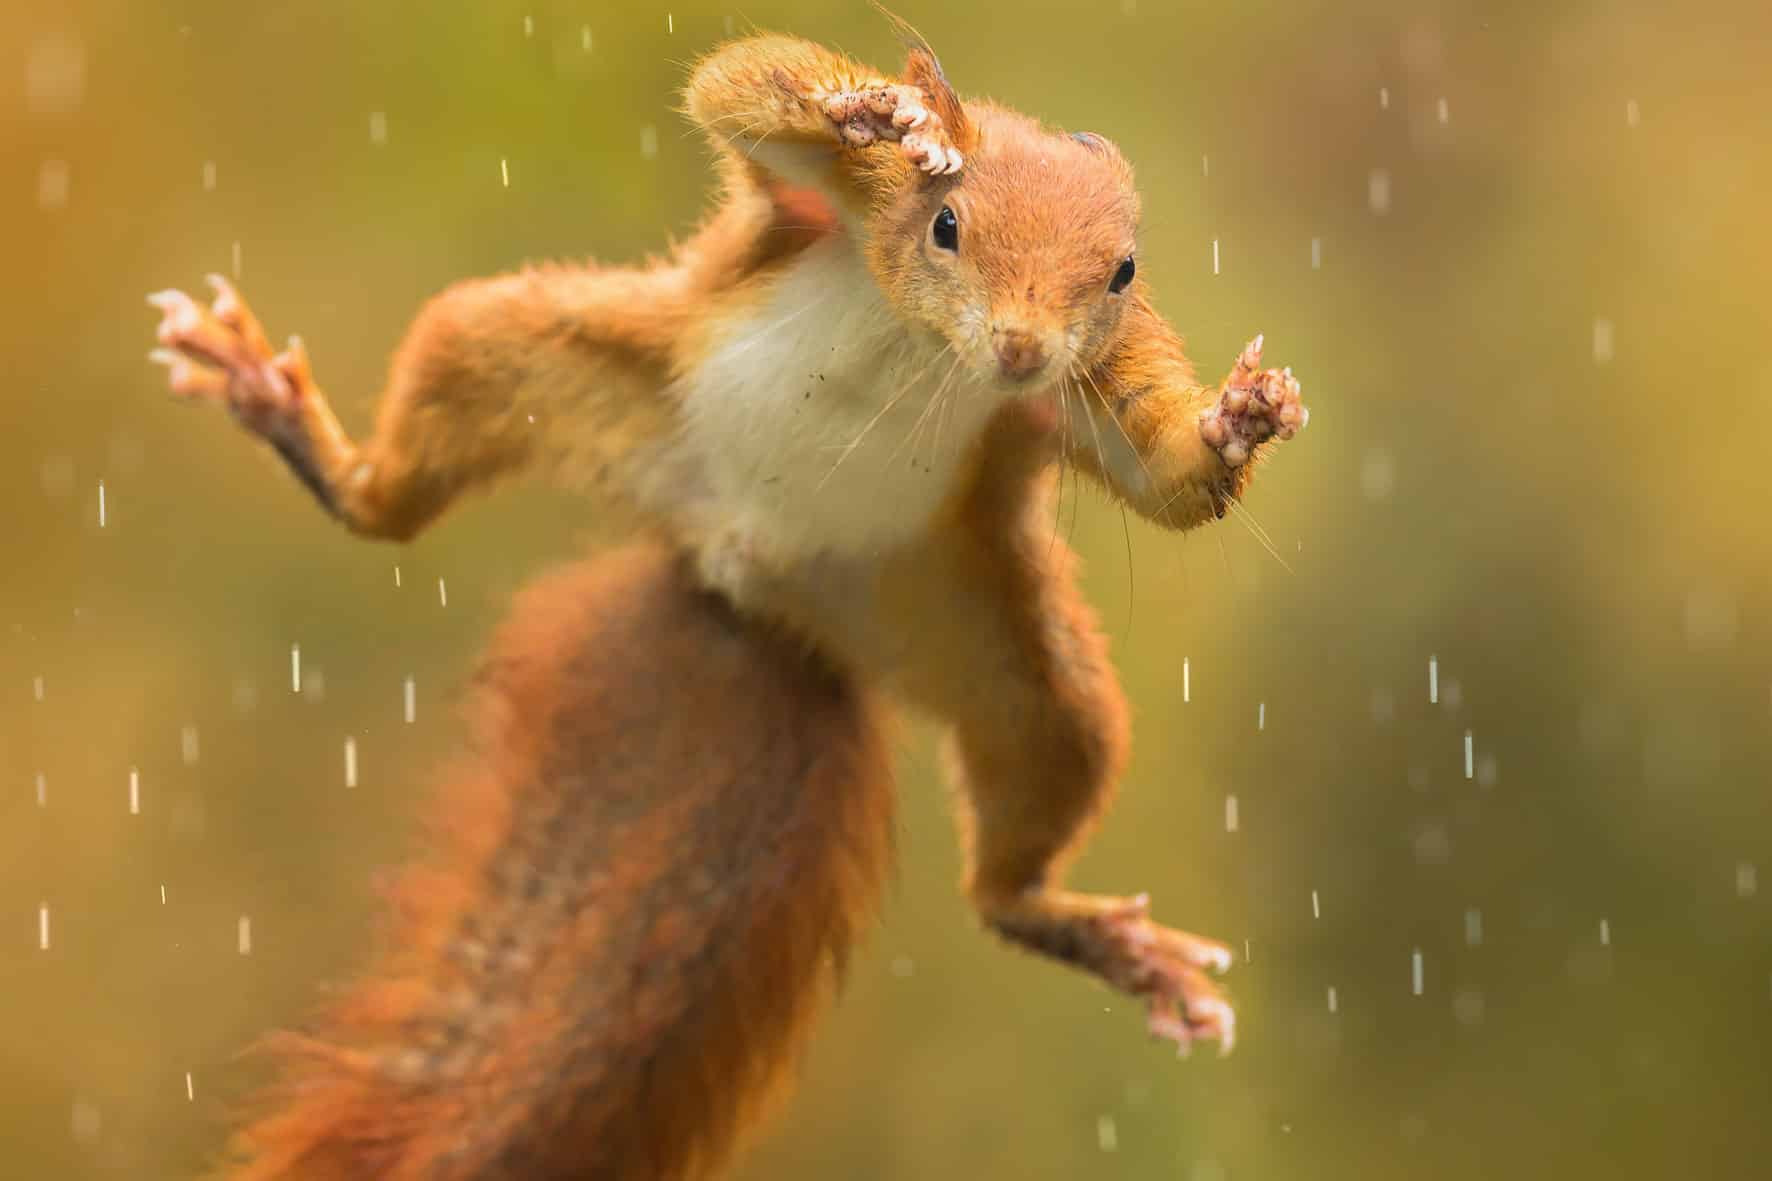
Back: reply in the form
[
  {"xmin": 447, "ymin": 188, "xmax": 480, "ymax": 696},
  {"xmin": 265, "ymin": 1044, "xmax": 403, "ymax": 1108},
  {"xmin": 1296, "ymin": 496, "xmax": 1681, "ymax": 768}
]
[
  {"xmin": 224, "ymin": 545, "xmax": 893, "ymax": 1181},
  {"xmin": 150, "ymin": 20, "xmax": 1307, "ymax": 1181}
]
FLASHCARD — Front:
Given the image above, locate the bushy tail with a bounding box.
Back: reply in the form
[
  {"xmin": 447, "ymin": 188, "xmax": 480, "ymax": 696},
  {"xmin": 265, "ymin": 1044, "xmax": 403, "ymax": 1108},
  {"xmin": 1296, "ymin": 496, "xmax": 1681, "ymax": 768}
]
[{"xmin": 223, "ymin": 542, "xmax": 895, "ymax": 1181}]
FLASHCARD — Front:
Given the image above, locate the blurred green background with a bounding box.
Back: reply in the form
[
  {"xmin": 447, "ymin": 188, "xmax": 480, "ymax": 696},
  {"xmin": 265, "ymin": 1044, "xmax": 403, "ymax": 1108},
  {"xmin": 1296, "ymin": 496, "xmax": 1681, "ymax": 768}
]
[{"xmin": 4, "ymin": 0, "xmax": 1770, "ymax": 1177}]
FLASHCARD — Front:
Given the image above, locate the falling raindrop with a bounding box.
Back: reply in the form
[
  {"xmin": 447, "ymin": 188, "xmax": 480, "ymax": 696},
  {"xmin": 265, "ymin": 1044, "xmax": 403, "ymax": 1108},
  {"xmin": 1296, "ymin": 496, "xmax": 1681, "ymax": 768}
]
[
  {"xmin": 1368, "ymin": 169, "xmax": 1392, "ymax": 215},
  {"xmin": 70, "ymin": 1096, "xmax": 100, "ymax": 1144},
  {"xmin": 37, "ymin": 160, "xmax": 70, "ymax": 211},
  {"xmin": 1592, "ymin": 317, "xmax": 1615, "ymax": 364},
  {"xmin": 25, "ymin": 32, "xmax": 86, "ymax": 115}
]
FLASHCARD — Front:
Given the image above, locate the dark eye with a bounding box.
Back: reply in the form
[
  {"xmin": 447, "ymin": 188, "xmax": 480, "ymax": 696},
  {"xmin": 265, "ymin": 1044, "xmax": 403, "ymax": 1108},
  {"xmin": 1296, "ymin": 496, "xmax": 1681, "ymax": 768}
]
[
  {"xmin": 932, "ymin": 205, "xmax": 959, "ymax": 252},
  {"xmin": 1109, "ymin": 255, "xmax": 1136, "ymax": 294}
]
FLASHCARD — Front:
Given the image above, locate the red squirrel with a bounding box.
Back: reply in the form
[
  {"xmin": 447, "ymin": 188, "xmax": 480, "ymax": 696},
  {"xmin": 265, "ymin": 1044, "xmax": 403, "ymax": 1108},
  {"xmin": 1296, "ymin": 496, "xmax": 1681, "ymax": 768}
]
[{"xmin": 148, "ymin": 19, "xmax": 1306, "ymax": 1181}]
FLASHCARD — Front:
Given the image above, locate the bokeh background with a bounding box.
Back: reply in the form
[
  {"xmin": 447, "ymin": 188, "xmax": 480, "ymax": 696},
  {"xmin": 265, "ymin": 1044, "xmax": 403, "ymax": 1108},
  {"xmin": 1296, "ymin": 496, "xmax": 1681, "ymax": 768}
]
[{"xmin": 4, "ymin": 1, "xmax": 1770, "ymax": 1177}]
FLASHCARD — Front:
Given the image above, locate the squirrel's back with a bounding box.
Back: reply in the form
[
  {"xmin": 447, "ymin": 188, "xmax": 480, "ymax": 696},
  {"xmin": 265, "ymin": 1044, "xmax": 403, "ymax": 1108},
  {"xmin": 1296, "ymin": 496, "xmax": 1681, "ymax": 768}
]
[{"xmin": 225, "ymin": 542, "xmax": 894, "ymax": 1181}]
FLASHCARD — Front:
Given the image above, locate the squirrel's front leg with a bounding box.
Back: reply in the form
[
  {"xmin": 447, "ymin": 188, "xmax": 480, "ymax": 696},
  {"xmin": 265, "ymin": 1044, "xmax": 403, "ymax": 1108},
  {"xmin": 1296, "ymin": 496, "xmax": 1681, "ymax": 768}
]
[
  {"xmin": 683, "ymin": 34, "xmax": 965, "ymax": 216},
  {"xmin": 148, "ymin": 267, "xmax": 680, "ymax": 541},
  {"xmin": 1071, "ymin": 294, "xmax": 1308, "ymax": 530}
]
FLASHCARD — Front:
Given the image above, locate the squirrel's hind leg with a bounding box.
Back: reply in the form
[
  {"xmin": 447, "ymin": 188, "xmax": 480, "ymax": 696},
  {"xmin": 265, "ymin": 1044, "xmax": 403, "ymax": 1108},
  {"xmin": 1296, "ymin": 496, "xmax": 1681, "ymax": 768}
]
[
  {"xmin": 896, "ymin": 414, "xmax": 1236, "ymax": 1054},
  {"xmin": 934, "ymin": 582, "xmax": 1238, "ymax": 1054}
]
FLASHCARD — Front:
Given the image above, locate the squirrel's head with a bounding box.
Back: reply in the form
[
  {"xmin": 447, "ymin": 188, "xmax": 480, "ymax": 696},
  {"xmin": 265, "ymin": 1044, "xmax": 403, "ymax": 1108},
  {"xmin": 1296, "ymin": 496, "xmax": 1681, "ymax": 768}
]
[{"xmin": 865, "ymin": 49, "xmax": 1141, "ymax": 390}]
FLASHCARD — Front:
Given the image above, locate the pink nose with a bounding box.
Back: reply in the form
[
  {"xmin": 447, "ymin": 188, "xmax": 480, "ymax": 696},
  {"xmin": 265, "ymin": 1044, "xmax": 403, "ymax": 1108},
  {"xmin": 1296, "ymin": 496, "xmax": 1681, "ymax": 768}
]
[{"xmin": 993, "ymin": 329, "xmax": 1046, "ymax": 379}]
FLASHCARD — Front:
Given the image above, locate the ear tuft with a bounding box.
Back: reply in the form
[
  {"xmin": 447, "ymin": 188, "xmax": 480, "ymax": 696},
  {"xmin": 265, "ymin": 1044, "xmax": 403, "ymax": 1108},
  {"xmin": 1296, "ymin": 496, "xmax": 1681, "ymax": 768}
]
[{"xmin": 874, "ymin": 5, "xmax": 977, "ymax": 153}]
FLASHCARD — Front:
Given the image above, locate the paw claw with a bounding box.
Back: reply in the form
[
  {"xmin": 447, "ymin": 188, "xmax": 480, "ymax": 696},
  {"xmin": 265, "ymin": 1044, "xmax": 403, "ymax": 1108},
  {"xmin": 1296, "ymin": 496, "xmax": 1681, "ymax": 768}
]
[
  {"xmin": 1204, "ymin": 336, "xmax": 1306, "ymax": 468},
  {"xmin": 826, "ymin": 83, "xmax": 962, "ymax": 178},
  {"xmin": 145, "ymin": 277, "xmax": 311, "ymax": 424},
  {"xmin": 272, "ymin": 335, "xmax": 312, "ymax": 388}
]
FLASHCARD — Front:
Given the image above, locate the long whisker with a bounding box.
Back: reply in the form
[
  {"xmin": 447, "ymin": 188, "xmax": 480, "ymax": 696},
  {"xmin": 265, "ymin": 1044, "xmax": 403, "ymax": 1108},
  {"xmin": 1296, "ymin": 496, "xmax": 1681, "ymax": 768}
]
[
  {"xmin": 1069, "ymin": 363, "xmax": 1114, "ymax": 490},
  {"xmin": 1226, "ymin": 496, "xmax": 1292, "ymax": 573},
  {"xmin": 1049, "ymin": 378, "xmax": 1077, "ymax": 556},
  {"xmin": 817, "ymin": 343, "xmax": 952, "ymax": 488},
  {"xmin": 891, "ymin": 350, "xmax": 964, "ymax": 466},
  {"xmin": 1077, "ymin": 363, "xmax": 1160, "ymax": 495},
  {"xmin": 1118, "ymin": 503, "xmax": 1136, "ymax": 644}
]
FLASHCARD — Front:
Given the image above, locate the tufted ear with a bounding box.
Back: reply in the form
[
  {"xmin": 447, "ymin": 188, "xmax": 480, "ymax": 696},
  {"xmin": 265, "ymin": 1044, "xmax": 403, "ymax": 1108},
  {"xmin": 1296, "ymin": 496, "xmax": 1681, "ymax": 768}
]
[
  {"xmin": 1070, "ymin": 131, "xmax": 1121, "ymax": 156},
  {"xmin": 877, "ymin": 6, "xmax": 978, "ymax": 154}
]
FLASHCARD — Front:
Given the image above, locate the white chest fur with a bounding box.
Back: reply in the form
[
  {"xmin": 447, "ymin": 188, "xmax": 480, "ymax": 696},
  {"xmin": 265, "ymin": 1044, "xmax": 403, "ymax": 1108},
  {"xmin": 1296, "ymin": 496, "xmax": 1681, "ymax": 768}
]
[{"xmin": 675, "ymin": 239, "xmax": 1003, "ymax": 561}]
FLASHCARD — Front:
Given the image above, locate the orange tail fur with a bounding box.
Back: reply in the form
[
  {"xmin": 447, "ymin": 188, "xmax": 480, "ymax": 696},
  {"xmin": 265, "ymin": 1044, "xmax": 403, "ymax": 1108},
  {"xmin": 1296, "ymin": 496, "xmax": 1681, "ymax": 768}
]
[{"xmin": 223, "ymin": 542, "xmax": 894, "ymax": 1181}]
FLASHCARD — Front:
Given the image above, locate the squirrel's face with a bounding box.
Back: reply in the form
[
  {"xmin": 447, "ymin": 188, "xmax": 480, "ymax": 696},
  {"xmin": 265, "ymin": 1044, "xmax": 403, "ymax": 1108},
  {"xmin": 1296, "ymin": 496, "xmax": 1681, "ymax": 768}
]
[{"xmin": 871, "ymin": 109, "xmax": 1141, "ymax": 390}]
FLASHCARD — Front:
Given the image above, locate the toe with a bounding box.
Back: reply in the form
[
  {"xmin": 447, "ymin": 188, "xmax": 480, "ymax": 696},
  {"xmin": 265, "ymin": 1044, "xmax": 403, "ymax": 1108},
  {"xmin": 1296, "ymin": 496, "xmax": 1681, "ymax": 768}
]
[{"xmin": 1200, "ymin": 409, "xmax": 1230, "ymax": 447}]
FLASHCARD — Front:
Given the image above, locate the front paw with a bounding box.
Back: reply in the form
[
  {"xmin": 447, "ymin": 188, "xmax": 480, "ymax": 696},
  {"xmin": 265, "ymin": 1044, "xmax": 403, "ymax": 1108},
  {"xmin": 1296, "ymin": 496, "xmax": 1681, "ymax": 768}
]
[
  {"xmin": 147, "ymin": 276, "xmax": 310, "ymax": 438},
  {"xmin": 821, "ymin": 84, "xmax": 962, "ymax": 175},
  {"xmin": 1198, "ymin": 335, "xmax": 1307, "ymax": 468}
]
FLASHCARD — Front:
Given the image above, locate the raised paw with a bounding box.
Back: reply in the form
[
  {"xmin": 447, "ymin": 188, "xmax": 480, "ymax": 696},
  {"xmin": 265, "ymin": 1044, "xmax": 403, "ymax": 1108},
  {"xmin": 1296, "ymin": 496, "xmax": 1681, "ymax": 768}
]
[
  {"xmin": 146, "ymin": 277, "xmax": 356, "ymax": 518},
  {"xmin": 1198, "ymin": 335, "xmax": 1308, "ymax": 468},
  {"xmin": 821, "ymin": 83, "xmax": 962, "ymax": 175},
  {"xmin": 147, "ymin": 276, "xmax": 313, "ymax": 441},
  {"xmin": 987, "ymin": 891, "xmax": 1236, "ymax": 1057}
]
